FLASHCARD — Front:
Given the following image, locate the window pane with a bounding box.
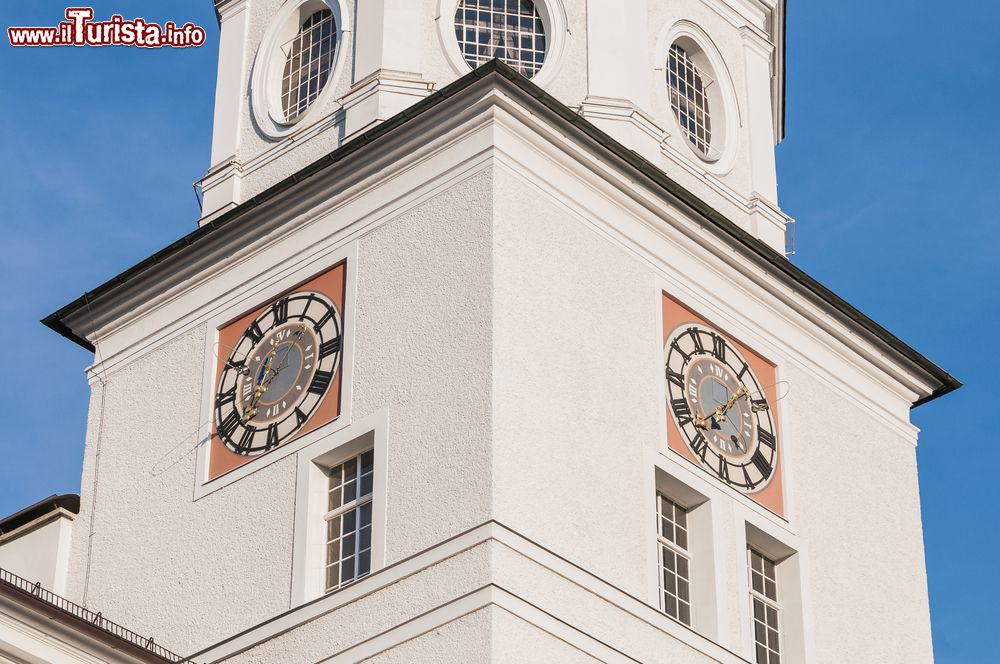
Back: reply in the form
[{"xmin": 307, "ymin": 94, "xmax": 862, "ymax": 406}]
[
  {"xmin": 454, "ymin": 0, "xmax": 546, "ymax": 78},
  {"xmin": 667, "ymin": 43, "xmax": 712, "ymax": 155},
  {"xmin": 358, "ymin": 550, "xmax": 371, "ymax": 576},
  {"xmin": 324, "ymin": 451, "xmax": 376, "ymax": 592},
  {"xmin": 749, "ymin": 549, "xmax": 781, "ymax": 662},
  {"xmin": 678, "ymin": 602, "xmax": 690, "ymax": 626},
  {"xmin": 280, "ymin": 10, "xmax": 337, "ymax": 122}
]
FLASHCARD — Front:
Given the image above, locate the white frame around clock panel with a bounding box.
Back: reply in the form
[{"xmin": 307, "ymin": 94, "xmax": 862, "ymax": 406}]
[
  {"xmin": 192, "ymin": 241, "xmax": 358, "ymax": 500},
  {"xmin": 654, "ymin": 277, "xmax": 796, "ymax": 525}
]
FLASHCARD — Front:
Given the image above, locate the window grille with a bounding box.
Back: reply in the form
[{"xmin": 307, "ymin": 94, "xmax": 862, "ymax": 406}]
[
  {"xmin": 657, "ymin": 493, "xmax": 692, "ymax": 626},
  {"xmin": 667, "ymin": 44, "xmax": 713, "ymax": 156},
  {"xmin": 281, "ymin": 9, "xmax": 337, "ymax": 123},
  {"xmin": 749, "ymin": 548, "xmax": 781, "ymax": 664},
  {"xmin": 454, "ymin": 0, "xmax": 546, "ymax": 78},
  {"xmin": 324, "ymin": 450, "xmax": 374, "ymax": 592}
]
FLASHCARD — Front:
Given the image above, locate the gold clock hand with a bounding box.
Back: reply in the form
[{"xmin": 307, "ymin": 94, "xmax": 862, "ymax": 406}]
[
  {"xmin": 713, "ymin": 385, "xmax": 750, "ymax": 423},
  {"xmin": 255, "ymin": 325, "xmax": 307, "ymax": 392},
  {"xmin": 242, "ymin": 325, "xmax": 308, "ymax": 422},
  {"xmin": 242, "ymin": 344, "xmax": 282, "ymax": 422}
]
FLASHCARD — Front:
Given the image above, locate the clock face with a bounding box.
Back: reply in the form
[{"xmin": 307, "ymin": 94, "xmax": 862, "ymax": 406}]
[
  {"xmin": 215, "ymin": 291, "xmax": 342, "ymax": 457},
  {"xmin": 664, "ymin": 323, "xmax": 777, "ymax": 493}
]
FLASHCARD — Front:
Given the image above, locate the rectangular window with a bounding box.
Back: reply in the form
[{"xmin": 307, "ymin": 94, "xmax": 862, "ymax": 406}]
[
  {"xmin": 657, "ymin": 493, "xmax": 692, "ymax": 626},
  {"xmin": 749, "ymin": 547, "xmax": 781, "ymax": 664},
  {"xmin": 324, "ymin": 450, "xmax": 374, "ymax": 592}
]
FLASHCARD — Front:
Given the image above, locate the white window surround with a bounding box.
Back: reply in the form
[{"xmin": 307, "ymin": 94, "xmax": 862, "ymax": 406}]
[
  {"xmin": 748, "ymin": 547, "xmax": 781, "ymax": 664},
  {"xmin": 653, "ymin": 468, "xmax": 721, "ymax": 640},
  {"xmin": 250, "ymin": 0, "xmax": 352, "ymax": 140},
  {"xmin": 657, "ymin": 493, "xmax": 693, "ymax": 626},
  {"xmin": 192, "ymin": 243, "xmax": 358, "ymax": 500},
  {"xmin": 653, "ymin": 20, "xmax": 741, "ymax": 175},
  {"xmin": 292, "ymin": 408, "xmax": 389, "ymax": 606},
  {"xmin": 742, "ymin": 521, "xmax": 809, "ymax": 663},
  {"xmin": 435, "ymin": 0, "xmax": 568, "ymax": 89}
]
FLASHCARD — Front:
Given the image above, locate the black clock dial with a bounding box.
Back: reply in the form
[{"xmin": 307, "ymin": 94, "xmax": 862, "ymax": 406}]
[
  {"xmin": 215, "ymin": 291, "xmax": 342, "ymax": 457},
  {"xmin": 664, "ymin": 324, "xmax": 777, "ymax": 492}
]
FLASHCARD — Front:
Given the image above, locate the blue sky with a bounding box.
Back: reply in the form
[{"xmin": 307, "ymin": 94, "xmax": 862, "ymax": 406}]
[{"xmin": 0, "ymin": 1, "xmax": 996, "ymax": 661}]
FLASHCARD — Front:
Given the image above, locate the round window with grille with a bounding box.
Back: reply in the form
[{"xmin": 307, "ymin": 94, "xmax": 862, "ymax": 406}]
[
  {"xmin": 454, "ymin": 0, "xmax": 547, "ymax": 78},
  {"xmin": 667, "ymin": 44, "xmax": 713, "ymax": 157},
  {"xmin": 280, "ymin": 9, "xmax": 337, "ymax": 123},
  {"xmin": 251, "ymin": 0, "xmax": 347, "ymax": 138},
  {"xmin": 667, "ymin": 43, "xmax": 717, "ymax": 159}
]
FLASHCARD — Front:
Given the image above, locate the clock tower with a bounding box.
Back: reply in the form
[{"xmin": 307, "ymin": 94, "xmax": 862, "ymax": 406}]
[{"xmin": 42, "ymin": 1, "xmax": 956, "ymax": 663}]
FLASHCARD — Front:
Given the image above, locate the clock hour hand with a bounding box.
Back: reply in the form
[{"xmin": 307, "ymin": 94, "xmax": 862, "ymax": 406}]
[
  {"xmin": 243, "ymin": 345, "xmax": 281, "ymax": 421},
  {"xmin": 258, "ymin": 324, "xmax": 307, "ymax": 386},
  {"xmin": 713, "ymin": 385, "xmax": 750, "ymax": 423},
  {"xmin": 242, "ymin": 325, "xmax": 308, "ymax": 421}
]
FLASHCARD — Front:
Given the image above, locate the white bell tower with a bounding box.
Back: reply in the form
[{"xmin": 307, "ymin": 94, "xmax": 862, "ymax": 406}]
[{"xmin": 200, "ymin": 0, "xmax": 788, "ymax": 251}]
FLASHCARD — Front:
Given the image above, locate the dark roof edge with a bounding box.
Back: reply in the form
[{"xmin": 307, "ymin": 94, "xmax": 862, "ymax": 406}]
[
  {"xmin": 0, "ymin": 494, "xmax": 80, "ymax": 536},
  {"xmin": 42, "ymin": 59, "xmax": 959, "ymax": 406}
]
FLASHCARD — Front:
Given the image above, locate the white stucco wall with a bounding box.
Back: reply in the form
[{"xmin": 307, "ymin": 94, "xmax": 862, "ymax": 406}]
[
  {"xmin": 487, "ymin": 164, "xmax": 934, "ymax": 663},
  {"xmin": 63, "ymin": 92, "xmax": 935, "ymax": 663},
  {"xmin": 0, "ymin": 516, "xmax": 73, "ymax": 595},
  {"xmin": 787, "ymin": 364, "xmax": 933, "ymax": 663},
  {"xmin": 66, "ymin": 169, "xmax": 495, "ymax": 655},
  {"xmin": 492, "ymin": 165, "xmax": 657, "ymax": 599},
  {"xmin": 352, "ymin": 169, "xmax": 494, "ymax": 562}
]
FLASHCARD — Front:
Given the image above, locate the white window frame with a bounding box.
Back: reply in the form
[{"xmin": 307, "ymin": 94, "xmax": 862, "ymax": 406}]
[
  {"xmin": 435, "ymin": 0, "xmax": 568, "ymax": 88},
  {"xmin": 279, "ymin": 8, "xmax": 339, "ymax": 123},
  {"xmin": 667, "ymin": 43, "xmax": 714, "ymax": 158},
  {"xmin": 748, "ymin": 546, "xmax": 781, "ymax": 664},
  {"xmin": 322, "ymin": 449, "xmax": 375, "ymax": 592},
  {"xmin": 291, "ymin": 408, "xmax": 389, "ymax": 606},
  {"xmin": 657, "ymin": 493, "xmax": 693, "ymax": 626},
  {"xmin": 652, "ymin": 467, "xmax": 721, "ymax": 640},
  {"xmin": 742, "ymin": 521, "xmax": 810, "ymax": 663}
]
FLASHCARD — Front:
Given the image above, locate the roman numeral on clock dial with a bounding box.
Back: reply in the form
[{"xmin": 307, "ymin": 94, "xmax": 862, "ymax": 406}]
[
  {"xmin": 712, "ymin": 334, "xmax": 726, "ymax": 361},
  {"xmin": 751, "ymin": 450, "xmax": 773, "ymax": 479},
  {"xmin": 666, "ymin": 367, "xmax": 685, "ymax": 388},
  {"xmin": 691, "ymin": 433, "xmax": 709, "ymax": 461},
  {"xmin": 271, "ymin": 298, "xmax": 289, "ymax": 325},
  {"xmin": 688, "ymin": 328, "xmax": 705, "ymax": 353},
  {"xmin": 309, "ymin": 370, "xmax": 333, "ymax": 395},
  {"xmin": 217, "ymin": 386, "xmax": 236, "ymax": 407},
  {"xmin": 218, "ymin": 410, "xmax": 241, "ymax": 439},
  {"xmin": 234, "ymin": 427, "xmax": 256, "ymax": 455},
  {"xmin": 245, "ymin": 321, "xmax": 264, "ymax": 344},
  {"xmin": 319, "ymin": 336, "xmax": 342, "ymax": 359},
  {"xmin": 671, "ymin": 398, "xmax": 693, "ymax": 427}
]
